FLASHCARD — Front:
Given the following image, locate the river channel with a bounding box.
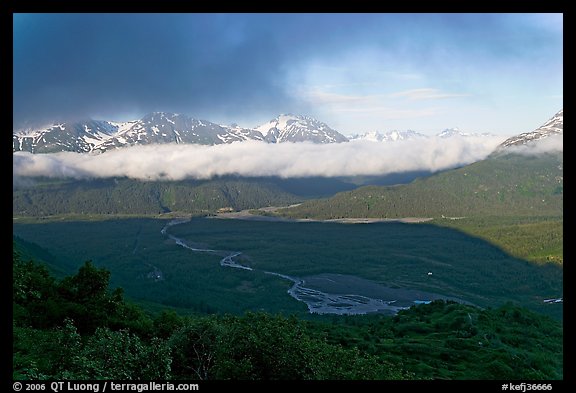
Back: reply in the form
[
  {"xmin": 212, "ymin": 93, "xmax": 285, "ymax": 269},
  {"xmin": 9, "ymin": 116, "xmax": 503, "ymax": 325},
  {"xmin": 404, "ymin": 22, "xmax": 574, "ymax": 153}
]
[{"xmin": 161, "ymin": 218, "xmax": 463, "ymax": 315}]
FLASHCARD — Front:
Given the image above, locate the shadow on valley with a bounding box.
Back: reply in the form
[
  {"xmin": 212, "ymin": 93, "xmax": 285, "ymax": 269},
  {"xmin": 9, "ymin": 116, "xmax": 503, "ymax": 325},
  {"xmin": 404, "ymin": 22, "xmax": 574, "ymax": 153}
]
[{"xmin": 13, "ymin": 217, "xmax": 562, "ymax": 320}]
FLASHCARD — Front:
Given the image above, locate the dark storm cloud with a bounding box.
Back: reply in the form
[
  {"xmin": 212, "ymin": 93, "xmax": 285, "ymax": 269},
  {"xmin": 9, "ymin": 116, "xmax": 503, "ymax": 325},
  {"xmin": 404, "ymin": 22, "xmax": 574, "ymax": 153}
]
[
  {"xmin": 14, "ymin": 13, "xmax": 562, "ymax": 132},
  {"xmin": 13, "ymin": 13, "xmax": 343, "ymax": 128},
  {"xmin": 12, "ymin": 13, "xmax": 459, "ymax": 128}
]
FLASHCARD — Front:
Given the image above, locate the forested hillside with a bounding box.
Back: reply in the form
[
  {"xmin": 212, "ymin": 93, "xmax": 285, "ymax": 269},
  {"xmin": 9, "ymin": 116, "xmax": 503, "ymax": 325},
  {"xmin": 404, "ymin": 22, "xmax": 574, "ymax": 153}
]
[
  {"xmin": 279, "ymin": 153, "xmax": 562, "ymax": 219},
  {"xmin": 13, "ymin": 178, "xmax": 301, "ymax": 216},
  {"xmin": 13, "ymin": 245, "xmax": 563, "ymax": 380}
]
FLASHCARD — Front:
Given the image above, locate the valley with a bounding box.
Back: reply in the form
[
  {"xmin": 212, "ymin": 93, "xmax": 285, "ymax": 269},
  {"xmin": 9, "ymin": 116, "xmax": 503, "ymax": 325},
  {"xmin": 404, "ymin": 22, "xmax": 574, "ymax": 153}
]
[{"xmin": 13, "ymin": 216, "xmax": 563, "ymax": 320}]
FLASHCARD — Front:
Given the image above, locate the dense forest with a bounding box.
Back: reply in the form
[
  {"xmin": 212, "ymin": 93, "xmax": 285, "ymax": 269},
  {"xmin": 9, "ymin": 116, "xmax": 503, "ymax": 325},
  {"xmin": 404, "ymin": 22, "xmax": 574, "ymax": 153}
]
[{"xmin": 13, "ymin": 246, "xmax": 563, "ymax": 380}]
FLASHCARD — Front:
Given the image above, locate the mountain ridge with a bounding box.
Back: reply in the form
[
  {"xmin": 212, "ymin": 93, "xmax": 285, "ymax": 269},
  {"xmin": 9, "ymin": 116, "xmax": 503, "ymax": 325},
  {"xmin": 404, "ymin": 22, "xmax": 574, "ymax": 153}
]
[{"xmin": 13, "ymin": 113, "xmax": 350, "ymax": 154}]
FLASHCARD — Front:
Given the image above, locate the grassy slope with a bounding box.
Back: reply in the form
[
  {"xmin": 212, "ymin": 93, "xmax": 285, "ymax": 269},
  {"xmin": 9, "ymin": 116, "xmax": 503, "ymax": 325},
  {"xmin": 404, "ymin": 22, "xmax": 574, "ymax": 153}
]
[{"xmin": 433, "ymin": 216, "xmax": 563, "ymax": 265}]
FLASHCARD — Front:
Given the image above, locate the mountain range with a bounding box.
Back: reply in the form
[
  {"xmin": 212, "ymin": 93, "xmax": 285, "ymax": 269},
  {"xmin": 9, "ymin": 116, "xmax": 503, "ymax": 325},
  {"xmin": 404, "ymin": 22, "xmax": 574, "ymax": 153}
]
[
  {"xmin": 348, "ymin": 128, "xmax": 495, "ymax": 142},
  {"xmin": 13, "ymin": 112, "xmax": 498, "ymax": 154},
  {"xmin": 12, "ymin": 113, "xmax": 349, "ymax": 154}
]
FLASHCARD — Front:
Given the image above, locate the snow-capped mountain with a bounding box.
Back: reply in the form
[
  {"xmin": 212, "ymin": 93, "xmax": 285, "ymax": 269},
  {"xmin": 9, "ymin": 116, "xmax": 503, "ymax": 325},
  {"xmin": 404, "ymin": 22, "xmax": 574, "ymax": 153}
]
[
  {"xmin": 437, "ymin": 128, "xmax": 468, "ymax": 138},
  {"xmin": 498, "ymin": 110, "xmax": 563, "ymax": 149},
  {"xmin": 348, "ymin": 130, "xmax": 426, "ymax": 142},
  {"xmin": 12, "ymin": 120, "xmax": 119, "ymax": 154},
  {"xmin": 13, "ymin": 112, "xmax": 348, "ymax": 154},
  {"xmin": 255, "ymin": 114, "xmax": 349, "ymax": 144}
]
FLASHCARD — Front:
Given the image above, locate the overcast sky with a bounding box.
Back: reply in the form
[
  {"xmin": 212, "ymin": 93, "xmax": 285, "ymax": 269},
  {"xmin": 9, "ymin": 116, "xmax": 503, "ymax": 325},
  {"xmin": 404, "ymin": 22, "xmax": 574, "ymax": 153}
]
[{"xmin": 13, "ymin": 13, "xmax": 563, "ymax": 136}]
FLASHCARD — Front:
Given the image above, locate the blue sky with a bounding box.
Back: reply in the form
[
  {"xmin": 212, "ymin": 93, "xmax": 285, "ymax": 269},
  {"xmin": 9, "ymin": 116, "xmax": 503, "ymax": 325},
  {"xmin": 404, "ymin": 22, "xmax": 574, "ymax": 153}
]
[{"xmin": 13, "ymin": 13, "xmax": 562, "ymax": 136}]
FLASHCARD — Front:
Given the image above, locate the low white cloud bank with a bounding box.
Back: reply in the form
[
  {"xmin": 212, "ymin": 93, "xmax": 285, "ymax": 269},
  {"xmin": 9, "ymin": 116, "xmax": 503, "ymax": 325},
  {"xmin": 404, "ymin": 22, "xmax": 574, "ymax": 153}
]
[
  {"xmin": 14, "ymin": 136, "xmax": 522, "ymax": 182},
  {"xmin": 501, "ymin": 134, "xmax": 563, "ymax": 156}
]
